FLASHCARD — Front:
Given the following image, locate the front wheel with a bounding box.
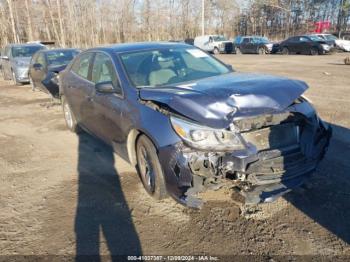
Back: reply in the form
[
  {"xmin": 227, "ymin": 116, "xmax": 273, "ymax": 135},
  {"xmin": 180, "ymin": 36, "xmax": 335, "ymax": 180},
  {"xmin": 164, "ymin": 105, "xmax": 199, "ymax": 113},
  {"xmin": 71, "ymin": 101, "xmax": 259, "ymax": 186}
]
[
  {"xmin": 213, "ymin": 47, "xmax": 220, "ymax": 55},
  {"xmin": 282, "ymin": 47, "xmax": 289, "ymax": 55},
  {"xmin": 136, "ymin": 135, "xmax": 167, "ymax": 200},
  {"xmin": 61, "ymin": 95, "xmax": 81, "ymax": 133},
  {"xmin": 310, "ymin": 47, "xmax": 319, "ymax": 56},
  {"xmin": 258, "ymin": 47, "xmax": 266, "ymax": 55}
]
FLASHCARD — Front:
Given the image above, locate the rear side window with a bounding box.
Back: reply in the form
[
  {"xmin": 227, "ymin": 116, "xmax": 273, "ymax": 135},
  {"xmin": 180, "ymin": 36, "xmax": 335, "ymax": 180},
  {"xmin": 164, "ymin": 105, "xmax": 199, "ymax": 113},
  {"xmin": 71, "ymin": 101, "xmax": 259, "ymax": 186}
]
[{"xmin": 71, "ymin": 53, "xmax": 93, "ymax": 80}]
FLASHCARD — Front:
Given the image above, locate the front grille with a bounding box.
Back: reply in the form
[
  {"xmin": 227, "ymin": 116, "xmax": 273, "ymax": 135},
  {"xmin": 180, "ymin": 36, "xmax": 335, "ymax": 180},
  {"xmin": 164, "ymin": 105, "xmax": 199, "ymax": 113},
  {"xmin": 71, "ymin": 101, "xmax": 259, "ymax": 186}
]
[
  {"xmin": 245, "ymin": 147, "xmax": 317, "ymax": 185},
  {"xmin": 241, "ymin": 123, "xmax": 299, "ymax": 151}
]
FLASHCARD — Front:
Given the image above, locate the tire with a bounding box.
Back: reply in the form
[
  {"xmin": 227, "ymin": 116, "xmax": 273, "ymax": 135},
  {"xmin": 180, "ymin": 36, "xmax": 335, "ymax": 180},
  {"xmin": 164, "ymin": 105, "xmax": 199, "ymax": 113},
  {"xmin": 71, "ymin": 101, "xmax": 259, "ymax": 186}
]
[
  {"xmin": 213, "ymin": 47, "xmax": 220, "ymax": 55},
  {"xmin": 258, "ymin": 47, "xmax": 266, "ymax": 55},
  {"xmin": 136, "ymin": 135, "xmax": 167, "ymax": 200},
  {"xmin": 61, "ymin": 95, "xmax": 81, "ymax": 133},
  {"xmin": 310, "ymin": 47, "xmax": 319, "ymax": 56},
  {"xmin": 11, "ymin": 70, "xmax": 22, "ymax": 86},
  {"xmin": 282, "ymin": 47, "xmax": 289, "ymax": 55}
]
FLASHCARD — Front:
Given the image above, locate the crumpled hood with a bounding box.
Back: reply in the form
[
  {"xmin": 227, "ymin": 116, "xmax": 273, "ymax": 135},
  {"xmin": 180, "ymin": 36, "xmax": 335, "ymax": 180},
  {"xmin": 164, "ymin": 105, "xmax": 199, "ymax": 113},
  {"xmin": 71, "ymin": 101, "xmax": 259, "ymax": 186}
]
[{"xmin": 139, "ymin": 72, "xmax": 308, "ymax": 128}]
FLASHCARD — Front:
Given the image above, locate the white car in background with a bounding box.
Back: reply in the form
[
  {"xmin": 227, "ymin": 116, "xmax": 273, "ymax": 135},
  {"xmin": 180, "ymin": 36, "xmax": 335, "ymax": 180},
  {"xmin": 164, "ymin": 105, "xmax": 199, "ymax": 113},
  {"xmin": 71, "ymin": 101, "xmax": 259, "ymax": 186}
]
[{"xmin": 316, "ymin": 34, "xmax": 350, "ymax": 52}]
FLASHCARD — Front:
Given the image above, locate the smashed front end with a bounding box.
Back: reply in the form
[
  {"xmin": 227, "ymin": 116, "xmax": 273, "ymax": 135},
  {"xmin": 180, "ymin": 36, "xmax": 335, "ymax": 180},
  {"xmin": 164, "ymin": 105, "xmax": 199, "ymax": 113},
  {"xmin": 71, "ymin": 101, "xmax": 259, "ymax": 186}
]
[{"xmin": 157, "ymin": 98, "xmax": 331, "ymax": 208}]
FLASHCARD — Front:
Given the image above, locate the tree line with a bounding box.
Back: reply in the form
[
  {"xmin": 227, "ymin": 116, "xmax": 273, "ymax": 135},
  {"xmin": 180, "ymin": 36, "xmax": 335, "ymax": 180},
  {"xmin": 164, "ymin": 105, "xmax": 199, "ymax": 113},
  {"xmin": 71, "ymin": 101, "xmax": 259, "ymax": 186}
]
[{"xmin": 0, "ymin": 0, "xmax": 349, "ymax": 48}]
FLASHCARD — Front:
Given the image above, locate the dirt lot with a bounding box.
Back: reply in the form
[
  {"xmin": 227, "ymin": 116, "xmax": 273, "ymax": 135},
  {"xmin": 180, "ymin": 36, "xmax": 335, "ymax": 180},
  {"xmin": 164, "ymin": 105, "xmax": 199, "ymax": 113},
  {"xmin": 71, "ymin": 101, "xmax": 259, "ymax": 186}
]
[{"xmin": 0, "ymin": 53, "xmax": 350, "ymax": 260}]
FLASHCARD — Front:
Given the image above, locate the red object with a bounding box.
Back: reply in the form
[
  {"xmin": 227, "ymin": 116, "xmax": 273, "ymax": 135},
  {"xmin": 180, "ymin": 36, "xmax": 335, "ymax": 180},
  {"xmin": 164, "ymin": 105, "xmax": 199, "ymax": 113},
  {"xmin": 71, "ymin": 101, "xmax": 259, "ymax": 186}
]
[{"xmin": 314, "ymin": 21, "xmax": 331, "ymax": 33}]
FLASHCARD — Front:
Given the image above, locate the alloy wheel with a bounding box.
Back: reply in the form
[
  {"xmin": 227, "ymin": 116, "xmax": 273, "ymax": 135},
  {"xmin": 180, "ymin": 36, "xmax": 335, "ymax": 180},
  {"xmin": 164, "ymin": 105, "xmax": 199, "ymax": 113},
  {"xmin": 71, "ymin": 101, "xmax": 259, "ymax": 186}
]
[
  {"xmin": 259, "ymin": 47, "xmax": 266, "ymax": 55},
  {"xmin": 137, "ymin": 145, "xmax": 155, "ymax": 193}
]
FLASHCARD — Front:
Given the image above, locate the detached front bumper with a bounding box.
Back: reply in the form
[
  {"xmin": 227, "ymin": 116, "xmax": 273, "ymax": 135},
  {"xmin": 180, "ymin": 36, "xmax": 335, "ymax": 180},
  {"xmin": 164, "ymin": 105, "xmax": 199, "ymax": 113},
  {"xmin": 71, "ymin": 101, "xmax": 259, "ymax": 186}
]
[{"xmin": 158, "ymin": 113, "xmax": 332, "ymax": 208}]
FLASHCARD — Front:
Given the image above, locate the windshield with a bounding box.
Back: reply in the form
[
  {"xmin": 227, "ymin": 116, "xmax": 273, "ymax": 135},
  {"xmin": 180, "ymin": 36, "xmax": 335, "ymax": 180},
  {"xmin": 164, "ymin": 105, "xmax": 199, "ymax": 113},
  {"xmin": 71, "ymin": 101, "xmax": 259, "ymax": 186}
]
[
  {"xmin": 308, "ymin": 35, "xmax": 323, "ymax": 42},
  {"xmin": 12, "ymin": 46, "xmax": 44, "ymax": 58},
  {"xmin": 46, "ymin": 50, "xmax": 79, "ymax": 66},
  {"xmin": 324, "ymin": 35, "xmax": 337, "ymax": 41},
  {"xmin": 213, "ymin": 35, "xmax": 227, "ymax": 41},
  {"xmin": 119, "ymin": 47, "xmax": 231, "ymax": 88}
]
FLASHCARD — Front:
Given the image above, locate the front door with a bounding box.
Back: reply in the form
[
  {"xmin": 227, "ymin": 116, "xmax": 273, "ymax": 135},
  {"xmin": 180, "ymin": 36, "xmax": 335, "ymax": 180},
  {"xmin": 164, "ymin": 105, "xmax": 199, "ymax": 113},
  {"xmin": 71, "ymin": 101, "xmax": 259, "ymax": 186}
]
[{"xmin": 88, "ymin": 52, "xmax": 125, "ymax": 151}]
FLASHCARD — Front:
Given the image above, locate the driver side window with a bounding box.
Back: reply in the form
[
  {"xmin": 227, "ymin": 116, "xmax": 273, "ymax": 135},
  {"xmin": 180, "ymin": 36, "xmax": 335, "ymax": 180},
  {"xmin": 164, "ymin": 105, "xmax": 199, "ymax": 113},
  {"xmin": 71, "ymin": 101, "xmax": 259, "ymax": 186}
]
[{"xmin": 91, "ymin": 53, "xmax": 122, "ymax": 94}]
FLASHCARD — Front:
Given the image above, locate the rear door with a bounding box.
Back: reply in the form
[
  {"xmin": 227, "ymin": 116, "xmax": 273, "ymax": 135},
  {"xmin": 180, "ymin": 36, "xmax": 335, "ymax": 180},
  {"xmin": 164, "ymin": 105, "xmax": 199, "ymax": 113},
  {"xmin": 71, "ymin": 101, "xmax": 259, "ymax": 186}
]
[
  {"xmin": 88, "ymin": 52, "xmax": 125, "ymax": 148},
  {"xmin": 63, "ymin": 52, "xmax": 95, "ymax": 125}
]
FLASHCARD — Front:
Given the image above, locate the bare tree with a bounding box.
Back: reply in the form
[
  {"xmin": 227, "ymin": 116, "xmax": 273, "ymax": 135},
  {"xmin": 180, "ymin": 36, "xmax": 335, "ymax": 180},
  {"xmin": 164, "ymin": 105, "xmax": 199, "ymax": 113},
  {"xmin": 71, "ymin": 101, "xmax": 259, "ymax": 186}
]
[{"xmin": 6, "ymin": 0, "xmax": 18, "ymax": 43}]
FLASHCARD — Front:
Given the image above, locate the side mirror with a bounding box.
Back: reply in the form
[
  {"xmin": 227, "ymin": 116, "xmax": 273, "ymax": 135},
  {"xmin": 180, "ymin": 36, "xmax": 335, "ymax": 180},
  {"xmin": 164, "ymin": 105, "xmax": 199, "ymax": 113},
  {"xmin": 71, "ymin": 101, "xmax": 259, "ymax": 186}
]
[
  {"xmin": 95, "ymin": 81, "xmax": 117, "ymax": 93},
  {"xmin": 2, "ymin": 56, "xmax": 9, "ymax": 61},
  {"xmin": 33, "ymin": 63, "xmax": 43, "ymax": 70}
]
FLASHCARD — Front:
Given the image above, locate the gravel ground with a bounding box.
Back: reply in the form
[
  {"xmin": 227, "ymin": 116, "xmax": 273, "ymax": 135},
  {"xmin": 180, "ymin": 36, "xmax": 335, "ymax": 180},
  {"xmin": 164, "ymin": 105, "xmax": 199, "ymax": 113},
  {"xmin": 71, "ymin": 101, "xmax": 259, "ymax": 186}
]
[{"xmin": 0, "ymin": 53, "xmax": 349, "ymax": 260}]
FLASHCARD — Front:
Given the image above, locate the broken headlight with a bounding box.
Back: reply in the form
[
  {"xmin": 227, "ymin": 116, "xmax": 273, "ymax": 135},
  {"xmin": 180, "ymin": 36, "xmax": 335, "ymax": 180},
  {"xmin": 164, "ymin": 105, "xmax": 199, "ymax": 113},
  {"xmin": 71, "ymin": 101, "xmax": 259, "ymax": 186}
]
[{"xmin": 170, "ymin": 116, "xmax": 245, "ymax": 151}]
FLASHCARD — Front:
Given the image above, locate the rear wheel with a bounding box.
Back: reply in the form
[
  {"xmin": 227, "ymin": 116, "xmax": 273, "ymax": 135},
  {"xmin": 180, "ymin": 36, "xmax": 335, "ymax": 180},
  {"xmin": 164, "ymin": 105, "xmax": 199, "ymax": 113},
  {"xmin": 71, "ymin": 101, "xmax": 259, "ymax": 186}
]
[
  {"xmin": 61, "ymin": 95, "xmax": 81, "ymax": 133},
  {"xmin": 282, "ymin": 47, "xmax": 289, "ymax": 55},
  {"xmin": 136, "ymin": 135, "xmax": 167, "ymax": 200}
]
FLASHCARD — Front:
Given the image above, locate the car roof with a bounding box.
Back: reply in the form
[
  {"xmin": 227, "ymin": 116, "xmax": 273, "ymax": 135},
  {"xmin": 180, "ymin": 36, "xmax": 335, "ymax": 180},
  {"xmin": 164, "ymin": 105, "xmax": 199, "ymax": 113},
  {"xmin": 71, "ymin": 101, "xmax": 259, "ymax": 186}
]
[{"xmin": 88, "ymin": 42, "xmax": 194, "ymax": 53}]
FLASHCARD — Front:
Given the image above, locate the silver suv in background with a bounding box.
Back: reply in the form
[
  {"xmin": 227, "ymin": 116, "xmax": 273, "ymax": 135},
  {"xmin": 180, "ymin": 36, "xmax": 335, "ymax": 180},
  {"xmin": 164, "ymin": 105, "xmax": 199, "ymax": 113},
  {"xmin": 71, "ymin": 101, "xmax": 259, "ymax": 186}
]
[{"xmin": 1, "ymin": 43, "xmax": 46, "ymax": 85}]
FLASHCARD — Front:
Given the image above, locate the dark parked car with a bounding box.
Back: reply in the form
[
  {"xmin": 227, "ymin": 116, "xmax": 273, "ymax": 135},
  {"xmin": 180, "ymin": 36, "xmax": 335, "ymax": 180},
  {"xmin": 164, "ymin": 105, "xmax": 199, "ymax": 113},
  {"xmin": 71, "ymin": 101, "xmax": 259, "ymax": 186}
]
[
  {"xmin": 59, "ymin": 42, "xmax": 331, "ymax": 208},
  {"xmin": 276, "ymin": 35, "xmax": 332, "ymax": 55},
  {"xmin": 236, "ymin": 36, "xmax": 273, "ymax": 54},
  {"xmin": 1, "ymin": 43, "xmax": 46, "ymax": 85},
  {"xmin": 29, "ymin": 48, "xmax": 80, "ymax": 98}
]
